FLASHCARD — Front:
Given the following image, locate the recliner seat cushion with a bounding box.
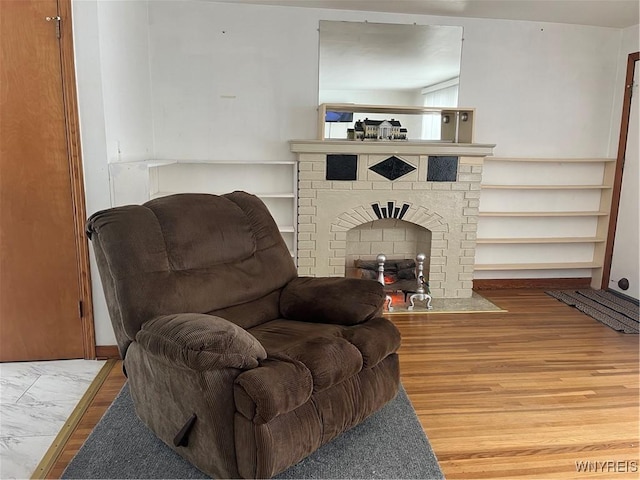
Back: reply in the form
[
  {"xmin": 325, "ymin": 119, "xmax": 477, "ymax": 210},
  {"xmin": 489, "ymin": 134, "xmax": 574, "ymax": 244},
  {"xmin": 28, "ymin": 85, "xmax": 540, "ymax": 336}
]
[
  {"xmin": 341, "ymin": 316, "xmax": 401, "ymax": 368},
  {"xmin": 285, "ymin": 336, "xmax": 363, "ymax": 392},
  {"xmin": 249, "ymin": 318, "xmax": 400, "ymax": 370},
  {"xmin": 240, "ymin": 317, "xmax": 400, "ymax": 414}
]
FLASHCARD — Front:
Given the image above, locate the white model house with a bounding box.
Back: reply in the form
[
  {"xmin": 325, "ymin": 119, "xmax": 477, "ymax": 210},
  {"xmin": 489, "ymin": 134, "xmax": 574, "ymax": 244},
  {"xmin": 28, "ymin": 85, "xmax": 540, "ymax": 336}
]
[{"xmin": 354, "ymin": 118, "xmax": 408, "ymax": 140}]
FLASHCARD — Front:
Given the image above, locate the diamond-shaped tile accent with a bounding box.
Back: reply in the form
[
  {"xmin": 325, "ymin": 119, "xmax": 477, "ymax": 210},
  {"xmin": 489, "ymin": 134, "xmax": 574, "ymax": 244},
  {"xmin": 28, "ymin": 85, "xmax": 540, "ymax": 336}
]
[{"xmin": 369, "ymin": 156, "xmax": 416, "ymax": 181}]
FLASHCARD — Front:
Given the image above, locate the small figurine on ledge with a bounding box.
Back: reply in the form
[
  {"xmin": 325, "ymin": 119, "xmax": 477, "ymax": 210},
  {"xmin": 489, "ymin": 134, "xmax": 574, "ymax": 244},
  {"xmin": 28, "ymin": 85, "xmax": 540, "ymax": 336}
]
[{"xmin": 348, "ymin": 118, "xmax": 408, "ymax": 141}]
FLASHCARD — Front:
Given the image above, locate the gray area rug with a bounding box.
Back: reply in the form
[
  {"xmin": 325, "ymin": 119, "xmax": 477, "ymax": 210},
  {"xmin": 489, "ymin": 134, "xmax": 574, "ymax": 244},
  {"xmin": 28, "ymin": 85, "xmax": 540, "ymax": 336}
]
[
  {"xmin": 546, "ymin": 289, "xmax": 639, "ymax": 333},
  {"xmin": 62, "ymin": 383, "xmax": 444, "ymax": 479}
]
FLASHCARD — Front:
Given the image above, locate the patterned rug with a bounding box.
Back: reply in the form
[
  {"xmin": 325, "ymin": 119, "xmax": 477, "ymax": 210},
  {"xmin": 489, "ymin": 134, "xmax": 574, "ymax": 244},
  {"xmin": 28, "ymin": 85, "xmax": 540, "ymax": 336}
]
[{"xmin": 546, "ymin": 289, "xmax": 639, "ymax": 334}]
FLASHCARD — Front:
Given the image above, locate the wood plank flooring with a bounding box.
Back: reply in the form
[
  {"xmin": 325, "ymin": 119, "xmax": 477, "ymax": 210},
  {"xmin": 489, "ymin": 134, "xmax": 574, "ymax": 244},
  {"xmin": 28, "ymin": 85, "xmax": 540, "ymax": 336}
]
[
  {"xmin": 47, "ymin": 289, "xmax": 639, "ymax": 479},
  {"xmin": 393, "ymin": 289, "xmax": 639, "ymax": 479}
]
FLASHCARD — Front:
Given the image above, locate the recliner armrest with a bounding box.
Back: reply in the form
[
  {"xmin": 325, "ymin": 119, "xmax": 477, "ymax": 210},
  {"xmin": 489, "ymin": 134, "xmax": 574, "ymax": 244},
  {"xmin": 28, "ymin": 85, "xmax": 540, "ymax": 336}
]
[
  {"xmin": 234, "ymin": 355, "xmax": 313, "ymax": 424},
  {"xmin": 279, "ymin": 277, "xmax": 384, "ymax": 326},
  {"xmin": 136, "ymin": 313, "xmax": 267, "ymax": 371}
]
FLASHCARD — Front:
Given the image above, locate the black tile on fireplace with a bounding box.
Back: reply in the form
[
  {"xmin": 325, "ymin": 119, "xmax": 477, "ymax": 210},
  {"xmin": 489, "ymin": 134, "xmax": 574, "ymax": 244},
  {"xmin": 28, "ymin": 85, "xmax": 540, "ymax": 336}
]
[
  {"xmin": 369, "ymin": 156, "xmax": 416, "ymax": 181},
  {"xmin": 326, "ymin": 154, "xmax": 358, "ymax": 181},
  {"xmin": 427, "ymin": 156, "xmax": 458, "ymax": 182}
]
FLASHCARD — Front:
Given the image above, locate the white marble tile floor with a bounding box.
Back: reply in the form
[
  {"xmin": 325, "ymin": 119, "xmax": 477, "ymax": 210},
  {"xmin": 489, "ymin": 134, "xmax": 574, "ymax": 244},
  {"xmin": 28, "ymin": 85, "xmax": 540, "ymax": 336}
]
[{"xmin": 0, "ymin": 359, "xmax": 106, "ymax": 479}]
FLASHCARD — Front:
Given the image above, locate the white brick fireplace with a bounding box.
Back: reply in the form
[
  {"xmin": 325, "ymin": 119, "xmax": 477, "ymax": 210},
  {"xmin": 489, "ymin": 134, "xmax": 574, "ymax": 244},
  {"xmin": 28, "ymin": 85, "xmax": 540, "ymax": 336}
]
[{"xmin": 290, "ymin": 140, "xmax": 495, "ymax": 298}]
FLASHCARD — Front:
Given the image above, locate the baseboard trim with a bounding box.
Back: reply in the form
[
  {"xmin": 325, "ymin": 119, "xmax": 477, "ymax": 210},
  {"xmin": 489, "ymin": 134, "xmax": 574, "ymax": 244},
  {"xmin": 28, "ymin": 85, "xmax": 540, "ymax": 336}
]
[
  {"xmin": 31, "ymin": 359, "xmax": 117, "ymax": 479},
  {"xmin": 95, "ymin": 345, "xmax": 120, "ymax": 360},
  {"xmin": 473, "ymin": 277, "xmax": 591, "ymax": 290}
]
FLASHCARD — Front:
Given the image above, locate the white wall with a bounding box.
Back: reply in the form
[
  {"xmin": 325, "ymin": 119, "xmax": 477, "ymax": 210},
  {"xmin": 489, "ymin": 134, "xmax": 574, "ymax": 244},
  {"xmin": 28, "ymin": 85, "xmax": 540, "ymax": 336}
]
[
  {"xmin": 148, "ymin": 1, "xmax": 318, "ymax": 161},
  {"xmin": 74, "ymin": 0, "xmax": 154, "ymax": 346},
  {"xmin": 98, "ymin": 2, "xmax": 154, "ymax": 164},
  {"xmin": 459, "ymin": 20, "xmax": 621, "ymax": 157},
  {"xmin": 147, "ymin": 2, "xmax": 623, "ymax": 159},
  {"xmin": 73, "ymin": 0, "xmax": 636, "ymax": 345},
  {"xmin": 608, "ymin": 24, "xmax": 640, "ymax": 155},
  {"xmin": 72, "ymin": 0, "xmax": 112, "ymax": 345}
]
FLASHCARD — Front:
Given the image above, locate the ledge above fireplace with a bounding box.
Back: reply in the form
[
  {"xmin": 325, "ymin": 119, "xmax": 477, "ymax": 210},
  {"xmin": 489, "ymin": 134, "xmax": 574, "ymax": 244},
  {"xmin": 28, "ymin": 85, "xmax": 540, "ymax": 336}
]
[{"xmin": 289, "ymin": 140, "xmax": 496, "ymax": 157}]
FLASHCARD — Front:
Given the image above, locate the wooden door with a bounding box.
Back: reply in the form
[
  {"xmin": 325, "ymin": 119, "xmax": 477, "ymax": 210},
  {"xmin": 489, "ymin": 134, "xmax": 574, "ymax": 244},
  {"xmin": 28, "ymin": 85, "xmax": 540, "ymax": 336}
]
[
  {"xmin": 0, "ymin": 0, "xmax": 92, "ymax": 361},
  {"xmin": 609, "ymin": 58, "xmax": 639, "ymax": 300},
  {"xmin": 604, "ymin": 52, "xmax": 640, "ymax": 300}
]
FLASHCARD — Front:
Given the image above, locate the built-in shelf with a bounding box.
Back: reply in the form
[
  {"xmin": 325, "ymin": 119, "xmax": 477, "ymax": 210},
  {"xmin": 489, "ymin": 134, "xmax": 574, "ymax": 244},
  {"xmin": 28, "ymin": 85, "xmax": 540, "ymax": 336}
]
[
  {"xmin": 150, "ymin": 191, "xmax": 295, "ymax": 200},
  {"xmin": 481, "ymin": 184, "xmax": 611, "ymax": 190},
  {"xmin": 108, "ymin": 159, "xmax": 298, "ymax": 260},
  {"xmin": 474, "ymin": 262, "xmax": 601, "ymax": 271},
  {"xmin": 476, "ymin": 237, "xmax": 606, "ymax": 244},
  {"xmin": 475, "ymin": 157, "xmax": 615, "ymax": 288},
  {"xmin": 144, "ymin": 159, "xmax": 297, "ymax": 166},
  {"xmin": 251, "ymin": 193, "xmax": 296, "ymax": 198},
  {"xmin": 479, "ymin": 211, "xmax": 609, "ymax": 217},
  {"xmin": 485, "ymin": 157, "xmax": 616, "ymax": 163}
]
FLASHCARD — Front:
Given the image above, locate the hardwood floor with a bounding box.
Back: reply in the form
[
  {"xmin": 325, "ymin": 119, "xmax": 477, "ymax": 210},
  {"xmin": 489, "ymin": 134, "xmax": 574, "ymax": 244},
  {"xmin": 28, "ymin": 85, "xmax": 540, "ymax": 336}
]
[
  {"xmin": 394, "ymin": 289, "xmax": 639, "ymax": 479},
  {"xmin": 47, "ymin": 289, "xmax": 639, "ymax": 479}
]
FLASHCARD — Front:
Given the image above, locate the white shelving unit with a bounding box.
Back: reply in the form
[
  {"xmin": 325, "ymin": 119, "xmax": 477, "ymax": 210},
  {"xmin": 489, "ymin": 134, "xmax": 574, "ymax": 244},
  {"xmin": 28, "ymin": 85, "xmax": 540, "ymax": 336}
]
[
  {"xmin": 480, "ymin": 211, "xmax": 609, "ymax": 217},
  {"xmin": 108, "ymin": 160, "xmax": 298, "ymax": 259},
  {"xmin": 481, "ymin": 184, "xmax": 611, "ymax": 190},
  {"xmin": 475, "ymin": 157, "xmax": 616, "ymax": 287},
  {"xmin": 476, "ymin": 237, "xmax": 606, "ymax": 244}
]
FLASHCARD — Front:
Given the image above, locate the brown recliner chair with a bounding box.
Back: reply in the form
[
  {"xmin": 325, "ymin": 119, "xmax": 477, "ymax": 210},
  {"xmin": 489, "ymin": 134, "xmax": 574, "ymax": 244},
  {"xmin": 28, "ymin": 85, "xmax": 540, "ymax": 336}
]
[{"xmin": 86, "ymin": 191, "xmax": 401, "ymax": 479}]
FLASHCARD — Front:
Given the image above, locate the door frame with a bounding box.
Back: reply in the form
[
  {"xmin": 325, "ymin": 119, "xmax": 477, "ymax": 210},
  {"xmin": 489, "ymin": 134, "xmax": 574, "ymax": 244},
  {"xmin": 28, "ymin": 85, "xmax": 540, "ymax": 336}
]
[
  {"xmin": 602, "ymin": 52, "xmax": 639, "ymax": 290},
  {"xmin": 58, "ymin": 0, "xmax": 95, "ymax": 358}
]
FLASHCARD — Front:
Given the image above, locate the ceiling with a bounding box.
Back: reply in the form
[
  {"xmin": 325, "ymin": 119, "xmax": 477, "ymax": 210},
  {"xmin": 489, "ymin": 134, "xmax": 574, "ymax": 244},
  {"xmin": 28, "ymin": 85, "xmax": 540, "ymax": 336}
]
[{"xmin": 218, "ymin": 0, "xmax": 640, "ymax": 29}]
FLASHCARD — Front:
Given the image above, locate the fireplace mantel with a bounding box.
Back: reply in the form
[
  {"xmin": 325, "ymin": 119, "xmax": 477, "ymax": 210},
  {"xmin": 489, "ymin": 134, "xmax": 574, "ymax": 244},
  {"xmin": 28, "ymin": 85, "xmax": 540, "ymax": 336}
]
[{"xmin": 290, "ymin": 140, "xmax": 495, "ymax": 157}]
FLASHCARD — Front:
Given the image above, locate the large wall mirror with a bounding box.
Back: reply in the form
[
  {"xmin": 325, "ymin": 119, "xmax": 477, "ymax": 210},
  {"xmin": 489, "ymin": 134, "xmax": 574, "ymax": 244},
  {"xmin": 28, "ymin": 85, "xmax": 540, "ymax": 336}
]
[{"xmin": 318, "ymin": 20, "xmax": 464, "ymax": 140}]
